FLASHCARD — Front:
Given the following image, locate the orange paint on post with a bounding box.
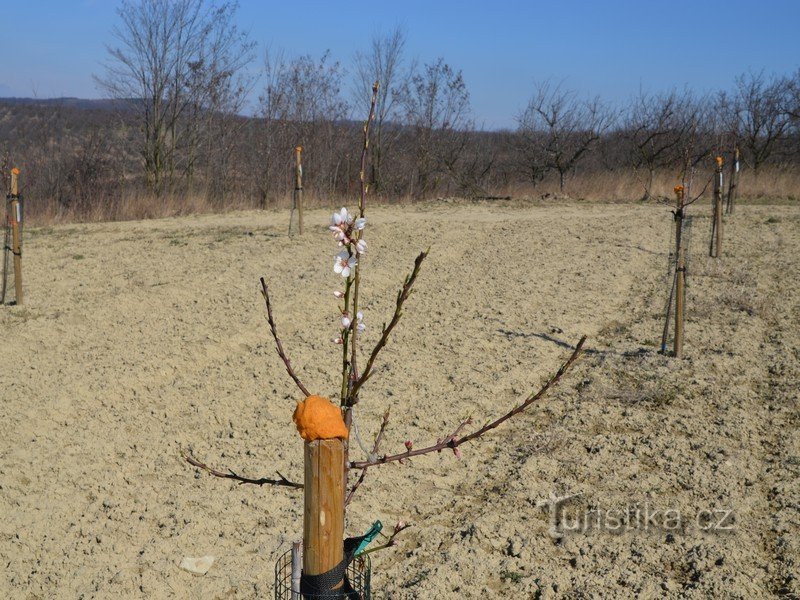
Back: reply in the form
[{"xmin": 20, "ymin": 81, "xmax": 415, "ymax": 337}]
[{"xmin": 293, "ymin": 395, "xmax": 348, "ymax": 441}]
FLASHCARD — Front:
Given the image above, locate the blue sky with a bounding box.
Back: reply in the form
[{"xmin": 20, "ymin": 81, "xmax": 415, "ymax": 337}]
[{"xmin": 5, "ymin": 0, "xmax": 800, "ymax": 129}]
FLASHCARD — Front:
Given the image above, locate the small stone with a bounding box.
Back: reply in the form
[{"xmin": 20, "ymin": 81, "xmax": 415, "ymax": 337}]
[{"xmin": 179, "ymin": 555, "xmax": 215, "ymax": 576}]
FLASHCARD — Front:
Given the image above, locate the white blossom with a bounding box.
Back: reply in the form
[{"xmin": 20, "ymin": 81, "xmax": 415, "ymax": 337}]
[
  {"xmin": 355, "ymin": 217, "xmax": 367, "ymax": 230},
  {"xmin": 355, "ymin": 238, "xmax": 367, "ymax": 254},
  {"xmin": 333, "ymin": 250, "xmax": 357, "ymax": 278},
  {"xmin": 331, "ymin": 207, "xmax": 353, "ymax": 227}
]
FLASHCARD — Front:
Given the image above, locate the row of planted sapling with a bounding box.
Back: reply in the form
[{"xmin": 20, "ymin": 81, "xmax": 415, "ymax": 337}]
[
  {"xmin": 661, "ymin": 146, "xmax": 741, "ymax": 358},
  {"xmin": 185, "ymin": 83, "xmax": 587, "ymax": 598}
]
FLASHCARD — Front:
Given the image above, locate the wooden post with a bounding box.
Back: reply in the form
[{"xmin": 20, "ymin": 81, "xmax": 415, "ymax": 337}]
[
  {"xmin": 1, "ymin": 185, "xmax": 9, "ymax": 305},
  {"xmin": 726, "ymin": 146, "xmax": 739, "ymax": 215},
  {"xmin": 289, "ymin": 146, "xmax": 303, "ymax": 236},
  {"xmin": 303, "ymin": 439, "xmax": 345, "ymax": 594},
  {"xmin": 9, "ymin": 168, "xmax": 22, "ymax": 305},
  {"xmin": 673, "ymin": 187, "xmax": 686, "ymax": 358},
  {"xmin": 709, "ymin": 157, "xmax": 723, "ymax": 258}
]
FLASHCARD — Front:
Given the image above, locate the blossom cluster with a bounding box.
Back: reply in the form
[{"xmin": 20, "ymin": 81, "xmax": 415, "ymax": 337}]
[
  {"xmin": 330, "ymin": 207, "xmax": 367, "ymax": 278},
  {"xmin": 330, "ymin": 207, "xmax": 367, "ymax": 343}
]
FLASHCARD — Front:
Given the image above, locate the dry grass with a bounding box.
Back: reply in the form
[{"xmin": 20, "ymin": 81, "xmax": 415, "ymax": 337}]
[
  {"xmin": 24, "ymin": 167, "xmax": 800, "ymax": 226},
  {"xmin": 27, "ymin": 188, "xmax": 340, "ymax": 226},
  {"xmin": 501, "ymin": 167, "xmax": 800, "ymax": 203}
]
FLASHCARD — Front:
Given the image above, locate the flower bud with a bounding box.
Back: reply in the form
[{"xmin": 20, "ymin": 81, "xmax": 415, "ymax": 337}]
[
  {"xmin": 404, "ymin": 440, "xmax": 413, "ymax": 451},
  {"xmin": 332, "ymin": 337, "xmax": 343, "ymax": 345},
  {"xmin": 333, "ymin": 291, "xmax": 345, "ymax": 298}
]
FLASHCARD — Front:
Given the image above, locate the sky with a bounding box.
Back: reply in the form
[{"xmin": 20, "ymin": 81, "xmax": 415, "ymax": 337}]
[{"xmin": 4, "ymin": 0, "xmax": 800, "ymax": 129}]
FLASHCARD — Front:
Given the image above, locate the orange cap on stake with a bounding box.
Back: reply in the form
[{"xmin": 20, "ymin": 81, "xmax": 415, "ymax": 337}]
[
  {"xmin": 293, "ymin": 395, "xmax": 349, "ymax": 441},
  {"xmin": 715, "ymin": 156, "xmax": 724, "ymax": 168},
  {"xmin": 11, "ymin": 167, "xmax": 20, "ymax": 175}
]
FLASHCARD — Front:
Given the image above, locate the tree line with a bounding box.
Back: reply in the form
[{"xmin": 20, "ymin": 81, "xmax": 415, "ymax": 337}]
[{"xmin": 3, "ymin": 0, "xmax": 800, "ymax": 221}]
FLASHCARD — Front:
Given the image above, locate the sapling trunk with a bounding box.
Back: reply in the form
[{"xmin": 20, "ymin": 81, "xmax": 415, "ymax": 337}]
[{"xmin": 290, "ymin": 541, "xmax": 301, "ymax": 600}]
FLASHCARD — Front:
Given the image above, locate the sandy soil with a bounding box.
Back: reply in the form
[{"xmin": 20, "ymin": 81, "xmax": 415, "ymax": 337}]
[{"xmin": 1, "ymin": 201, "xmax": 798, "ymax": 599}]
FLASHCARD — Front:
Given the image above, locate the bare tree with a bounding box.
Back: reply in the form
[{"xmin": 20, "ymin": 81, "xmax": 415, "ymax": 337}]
[
  {"xmin": 396, "ymin": 58, "xmax": 472, "ymax": 197},
  {"xmin": 730, "ymin": 71, "xmax": 792, "ymax": 173},
  {"xmin": 257, "ymin": 50, "xmax": 350, "ymax": 200},
  {"xmin": 95, "ymin": 0, "xmax": 254, "ymax": 196},
  {"xmin": 353, "ymin": 27, "xmax": 408, "ymax": 193},
  {"xmin": 788, "ymin": 69, "xmax": 800, "ymax": 122},
  {"xmin": 622, "ymin": 89, "xmax": 699, "ymax": 198},
  {"xmin": 517, "ymin": 81, "xmax": 614, "ymax": 192}
]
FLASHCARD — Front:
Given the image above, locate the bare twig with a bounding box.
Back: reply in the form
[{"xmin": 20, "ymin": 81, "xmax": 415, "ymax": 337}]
[
  {"xmin": 346, "ymin": 409, "xmax": 390, "ymax": 506},
  {"xmin": 371, "ymin": 409, "xmax": 391, "ymax": 451},
  {"xmin": 348, "ymin": 81, "xmax": 381, "ymax": 397},
  {"xmin": 350, "ymin": 336, "xmax": 587, "ymax": 470},
  {"xmin": 345, "ymin": 469, "xmax": 368, "ymax": 507},
  {"xmin": 356, "ymin": 521, "xmax": 411, "ymax": 557},
  {"xmin": 347, "ymin": 249, "xmax": 429, "ymax": 405},
  {"xmin": 260, "ymin": 277, "xmax": 310, "ymax": 397},
  {"xmin": 683, "ymin": 174, "xmax": 711, "ymax": 208},
  {"xmin": 184, "ymin": 451, "xmax": 303, "ymax": 489}
]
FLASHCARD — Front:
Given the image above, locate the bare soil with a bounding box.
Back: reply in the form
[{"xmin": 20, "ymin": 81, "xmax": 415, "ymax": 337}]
[{"xmin": 1, "ymin": 202, "xmax": 798, "ymax": 598}]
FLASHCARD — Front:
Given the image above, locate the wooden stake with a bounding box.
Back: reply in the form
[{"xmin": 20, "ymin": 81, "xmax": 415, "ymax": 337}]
[
  {"xmin": 673, "ymin": 189, "xmax": 686, "ymax": 358},
  {"xmin": 289, "ymin": 146, "xmax": 304, "ymax": 236},
  {"xmin": 303, "ymin": 439, "xmax": 345, "ymax": 593},
  {"xmin": 710, "ymin": 157, "xmax": 723, "ymax": 258},
  {"xmin": 660, "ymin": 272, "xmax": 676, "ymax": 355},
  {"xmin": 1, "ymin": 191, "xmax": 9, "ymax": 305},
  {"xmin": 726, "ymin": 146, "xmax": 739, "ymax": 215},
  {"xmin": 9, "ymin": 168, "xmax": 22, "ymax": 305}
]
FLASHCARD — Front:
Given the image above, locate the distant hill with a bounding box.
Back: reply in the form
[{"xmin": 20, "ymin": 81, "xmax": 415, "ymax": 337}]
[{"xmin": 0, "ymin": 97, "xmax": 136, "ymax": 111}]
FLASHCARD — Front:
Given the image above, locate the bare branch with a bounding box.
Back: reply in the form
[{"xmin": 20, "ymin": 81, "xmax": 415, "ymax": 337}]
[
  {"xmin": 356, "ymin": 521, "xmax": 411, "ymax": 557},
  {"xmin": 347, "ymin": 249, "xmax": 429, "ymax": 404},
  {"xmin": 346, "ymin": 409, "xmax": 390, "ymax": 506},
  {"xmin": 683, "ymin": 175, "xmax": 713, "ymax": 207},
  {"xmin": 350, "ymin": 336, "xmax": 587, "ymax": 470},
  {"xmin": 260, "ymin": 277, "xmax": 310, "ymax": 397},
  {"xmin": 184, "ymin": 451, "xmax": 303, "ymax": 489}
]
